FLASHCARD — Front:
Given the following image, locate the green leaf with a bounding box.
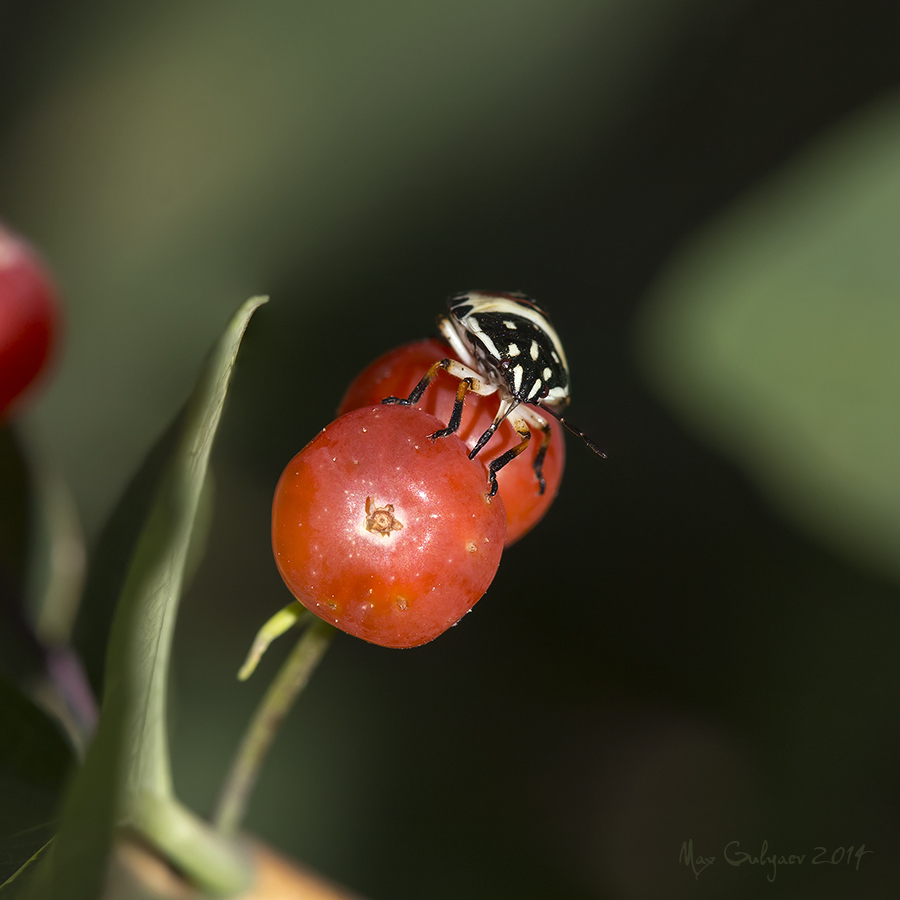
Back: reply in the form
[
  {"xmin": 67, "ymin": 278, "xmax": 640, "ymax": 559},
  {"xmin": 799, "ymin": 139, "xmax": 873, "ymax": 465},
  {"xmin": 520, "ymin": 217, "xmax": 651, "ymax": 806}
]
[
  {"xmin": 75, "ymin": 413, "xmax": 214, "ymax": 698},
  {"xmin": 0, "ymin": 680, "xmax": 73, "ymax": 889},
  {"xmin": 113, "ymin": 297, "xmax": 266, "ymax": 810},
  {"xmin": 0, "ymin": 837, "xmax": 53, "ymax": 896},
  {"xmin": 637, "ymin": 94, "xmax": 900, "ymax": 584},
  {"xmin": 35, "ymin": 298, "xmax": 266, "ymax": 900}
]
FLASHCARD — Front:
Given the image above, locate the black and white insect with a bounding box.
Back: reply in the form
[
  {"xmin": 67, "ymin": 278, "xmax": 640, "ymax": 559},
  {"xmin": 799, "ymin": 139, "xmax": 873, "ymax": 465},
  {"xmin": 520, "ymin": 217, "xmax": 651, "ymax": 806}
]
[{"xmin": 382, "ymin": 290, "xmax": 605, "ymax": 496}]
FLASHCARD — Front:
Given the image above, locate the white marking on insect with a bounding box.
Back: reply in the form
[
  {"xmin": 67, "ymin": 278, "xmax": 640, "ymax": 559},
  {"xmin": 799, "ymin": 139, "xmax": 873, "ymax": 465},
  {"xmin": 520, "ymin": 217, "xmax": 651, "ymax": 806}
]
[
  {"xmin": 546, "ymin": 385, "xmax": 567, "ymax": 405},
  {"xmin": 508, "ymin": 343, "xmax": 520, "ymax": 356},
  {"xmin": 450, "ymin": 294, "xmax": 569, "ymax": 372},
  {"xmin": 543, "ymin": 367, "xmax": 552, "ymax": 380},
  {"xmin": 529, "ymin": 340, "xmax": 539, "ymax": 361},
  {"xmin": 528, "ymin": 378, "xmax": 542, "ymax": 399},
  {"xmin": 467, "ymin": 315, "xmax": 502, "ymax": 360},
  {"xmin": 503, "ymin": 320, "xmax": 517, "ymax": 329},
  {"xmin": 512, "ymin": 364, "xmax": 523, "ymax": 392}
]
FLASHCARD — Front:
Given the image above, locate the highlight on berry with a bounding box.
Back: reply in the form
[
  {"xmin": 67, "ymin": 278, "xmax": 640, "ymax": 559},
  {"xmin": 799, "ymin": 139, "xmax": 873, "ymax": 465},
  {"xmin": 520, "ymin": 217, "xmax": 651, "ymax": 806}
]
[{"xmin": 382, "ymin": 290, "xmax": 605, "ymax": 496}]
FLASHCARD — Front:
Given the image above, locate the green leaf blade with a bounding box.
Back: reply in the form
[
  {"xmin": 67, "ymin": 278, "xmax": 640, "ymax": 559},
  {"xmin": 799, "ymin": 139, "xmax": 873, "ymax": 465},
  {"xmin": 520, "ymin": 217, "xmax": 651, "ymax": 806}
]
[{"xmin": 40, "ymin": 297, "xmax": 266, "ymax": 900}]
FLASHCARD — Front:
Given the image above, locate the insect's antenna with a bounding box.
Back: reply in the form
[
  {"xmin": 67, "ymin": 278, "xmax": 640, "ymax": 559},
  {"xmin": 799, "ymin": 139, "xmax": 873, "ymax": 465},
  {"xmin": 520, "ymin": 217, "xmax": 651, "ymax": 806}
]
[{"xmin": 538, "ymin": 404, "xmax": 607, "ymax": 458}]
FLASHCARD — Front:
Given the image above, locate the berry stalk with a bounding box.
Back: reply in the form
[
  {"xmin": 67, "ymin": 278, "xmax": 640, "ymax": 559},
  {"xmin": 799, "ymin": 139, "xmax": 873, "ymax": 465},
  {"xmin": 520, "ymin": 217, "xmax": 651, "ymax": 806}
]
[{"xmin": 214, "ymin": 617, "xmax": 334, "ymax": 837}]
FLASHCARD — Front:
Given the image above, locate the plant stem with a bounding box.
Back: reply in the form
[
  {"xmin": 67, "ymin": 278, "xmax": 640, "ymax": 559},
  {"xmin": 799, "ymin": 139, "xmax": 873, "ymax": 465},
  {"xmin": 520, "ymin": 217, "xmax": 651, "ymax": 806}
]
[
  {"xmin": 137, "ymin": 795, "xmax": 252, "ymax": 897},
  {"xmin": 213, "ymin": 617, "xmax": 335, "ymax": 836},
  {"xmin": 238, "ymin": 603, "xmax": 309, "ymax": 681}
]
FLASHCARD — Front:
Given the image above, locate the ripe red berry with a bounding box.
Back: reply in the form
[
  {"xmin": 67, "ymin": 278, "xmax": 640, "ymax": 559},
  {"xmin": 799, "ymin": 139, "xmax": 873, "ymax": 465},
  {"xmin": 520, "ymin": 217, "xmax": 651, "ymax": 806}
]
[
  {"xmin": 338, "ymin": 339, "xmax": 565, "ymax": 545},
  {"xmin": 0, "ymin": 224, "xmax": 59, "ymax": 419},
  {"xmin": 272, "ymin": 404, "xmax": 507, "ymax": 648}
]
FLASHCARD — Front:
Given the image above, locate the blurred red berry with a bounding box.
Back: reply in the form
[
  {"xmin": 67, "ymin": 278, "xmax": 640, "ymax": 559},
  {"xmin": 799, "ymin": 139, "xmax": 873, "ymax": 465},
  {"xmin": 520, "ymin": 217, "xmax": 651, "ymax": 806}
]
[
  {"xmin": 338, "ymin": 339, "xmax": 565, "ymax": 545},
  {"xmin": 272, "ymin": 404, "xmax": 506, "ymax": 649},
  {"xmin": 0, "ymin": 224, "xmax": 59, "ymax": 419}
]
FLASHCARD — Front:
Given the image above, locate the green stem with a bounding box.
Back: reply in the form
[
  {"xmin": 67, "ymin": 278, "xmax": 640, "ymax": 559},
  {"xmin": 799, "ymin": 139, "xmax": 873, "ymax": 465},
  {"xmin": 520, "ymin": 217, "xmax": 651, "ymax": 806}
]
[
  {"xmin": 238, "ymin": 603, "xmax": 309, "ymax": 681},
  {"xmin": 213, "ymin": 618, "xmax": 335, "ymax": 836},
  {"xmin": 137, "ymin": 795, "xmax": 252, "ymax": 897}
]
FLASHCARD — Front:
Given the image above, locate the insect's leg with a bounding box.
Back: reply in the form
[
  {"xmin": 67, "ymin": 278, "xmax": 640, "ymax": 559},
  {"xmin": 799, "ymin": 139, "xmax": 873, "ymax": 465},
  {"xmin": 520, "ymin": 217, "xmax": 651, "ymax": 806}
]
[
  {"xmin": 483, "ymin": 418, "xmax": 532, "ymax": 498},
  {"xmin": 429, "ymin": 377, "xmax": 474, "ymax": 440},
  {"xmin": 382, "ymin": 358, "xmax": 494, "ymax": 408},
  {"xmin": 468, "ymin": 396, "xmax": 519, "ymax": 462},
  {"xmin": 383, "ymin": 356, "xmax": 498, "ymax": 448},
  {"xmin": 530, "ymin": 422, "xmax": 552, "ymax": 495},
  {"xmin": 428, "ymin": 360, "xmax": 499, "ymax": 439},
  {"xmin": 382, "ymin": 358, "xmax": 450, "ymax": 406},
  {"xmin": 514, "ymin": 406, "xmax": 552, "ymax": 494}
]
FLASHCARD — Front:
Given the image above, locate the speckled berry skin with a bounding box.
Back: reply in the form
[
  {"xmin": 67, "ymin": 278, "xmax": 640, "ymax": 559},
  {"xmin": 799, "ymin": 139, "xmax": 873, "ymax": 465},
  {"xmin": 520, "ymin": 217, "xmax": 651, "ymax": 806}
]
[{"xmin": 272, "ymin": 404, "xmax": 507, "ymax": 648}]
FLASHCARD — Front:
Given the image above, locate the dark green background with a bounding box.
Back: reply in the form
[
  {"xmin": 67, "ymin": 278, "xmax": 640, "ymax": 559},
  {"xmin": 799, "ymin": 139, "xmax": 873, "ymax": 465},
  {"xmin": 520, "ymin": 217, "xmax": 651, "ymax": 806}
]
[{"xmin": 2, "ymin": 1, "xmax": 898, "ymax": 897}]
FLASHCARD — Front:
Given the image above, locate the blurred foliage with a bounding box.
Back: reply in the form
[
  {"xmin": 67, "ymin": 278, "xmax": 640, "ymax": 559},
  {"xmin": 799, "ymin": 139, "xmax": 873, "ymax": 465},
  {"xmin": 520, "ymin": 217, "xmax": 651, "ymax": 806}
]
[
  {"xmin": 0, "ymin": 680, "xmax": 74, "ymax": 888},
  {"xmin": 2, "ymin": 1, "xmax": 900, "ymax": 899},
  {"xmin": 1, "ymin": 0, "xmax": 696, "ymax": 537},
  {"xmin": 637, "ymin": 93, "xmax": 900, "ymax": 585}
]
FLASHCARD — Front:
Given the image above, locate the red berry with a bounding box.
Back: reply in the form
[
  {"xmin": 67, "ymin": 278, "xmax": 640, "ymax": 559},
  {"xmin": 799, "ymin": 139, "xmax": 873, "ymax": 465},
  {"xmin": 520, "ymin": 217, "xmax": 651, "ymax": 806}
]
[
  {"xmin": 272, "ymin": 405, "xmax": 507, "ymax": 648},
  {"xmin": 338, "ymin": 339, "xmax": 565, "ymax": 546},
  {"xmin": 0, "ymin": 224, "xmax": 59, "ymax": 419}
]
